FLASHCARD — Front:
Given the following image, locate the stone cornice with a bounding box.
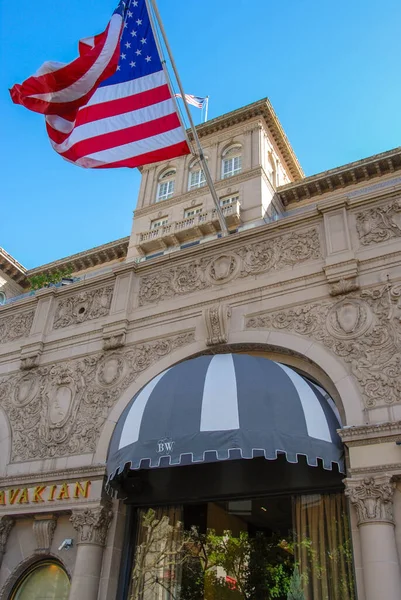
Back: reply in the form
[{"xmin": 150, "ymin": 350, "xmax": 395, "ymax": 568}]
[
  {"xmin": 0, "ymin": 247, "xmax": 26, "ymax": 285},
  {"xmin": 338, "ymin": 421, "xmax": 401, "ymax": 445},
  {"xmin": 133, "ymin": 166, "xmax": 265, "ymax": 219},
  {"xmin": 0, "ymin": 465, "xmax": 106, "ymax": 488},
  {"xmin": 27, "ymin": 237, "xmax": 129, "ymax": 278},
  {"xmin": 278, "ymin": 147, "xmax": 401, "ymax": 206}
]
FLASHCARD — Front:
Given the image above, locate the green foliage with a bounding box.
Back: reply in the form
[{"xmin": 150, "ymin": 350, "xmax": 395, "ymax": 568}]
[
  {"xmin": 287, "ymin": 568, "xmax": 305, "ymax": 600},
  {"xmin": 28, "ymin": 266, "xmax": 73, "ymax": 291}
]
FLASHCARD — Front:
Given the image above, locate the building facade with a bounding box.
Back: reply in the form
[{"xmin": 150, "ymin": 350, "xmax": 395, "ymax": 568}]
[{"xmin": 1, "ymin": 98, "xmax": 401, "ymax": 599}]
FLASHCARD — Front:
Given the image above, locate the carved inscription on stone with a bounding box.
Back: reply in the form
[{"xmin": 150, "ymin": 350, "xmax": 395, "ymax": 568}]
[
  {"xmin": 0, "ymin": 310, "xmax": 34, "ymax": 344},
  {"xmin": 246, "ymin": 284, "xmax": 401, "ymax": 407},
  {"xmin": 139, "ymin": 228, "xmax": 321, "ymax": 305},
  {"xmin": 356, "ymin": 199, "xmax": 401, "ymax": 245},
  {"xmin": 0, "ymin": 332, "xmax": 194, "ymax": 461},
  {"xmin": 53, "ymin": 286, "xmax": 114, "ymax": 329}
]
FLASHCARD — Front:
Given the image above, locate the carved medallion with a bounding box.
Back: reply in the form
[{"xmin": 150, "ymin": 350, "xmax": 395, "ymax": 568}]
[
  {"xmin": 206, "ymin": 254, "xmax": 239, "ymax": 285},
  {"xmin": 326, "ymin": 299, "xmax": 372, "ymax": 340},
  {"xmin": 14, "ymin": 372, "xmax": 40, "ymax": 407},
  {"xmin": 96, "ymin": 354, "xmax": 126, "ymax": 387}
]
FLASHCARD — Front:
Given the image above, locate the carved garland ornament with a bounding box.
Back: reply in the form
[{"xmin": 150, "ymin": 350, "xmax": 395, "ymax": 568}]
[
  {"xmin": 344, "ymin": 475, "xmax": 396, "ymax": 525},
  {"xmin": 138, "ymin": 227, "xmax": 321, "ymax": 305},
  {"xmin": 0, "ymin": 331, "xmax": 194, "ymax": 461},
  {"xmin": 356, "ymin": 198, "xmax": 401, "ymax": 245},
  {"xmin": 53, "ymin": 286, "xmax": 114, "ymax": 329},
  {"xmin": 0, "ymin": 311, "xmax": 34, "ymax": 344},
  {"xmin": 246, "ymin": 283, "xmax": 401, "ymax": 407},
  {"xmin": 0, "ymin": 516, "xmax": 14, "ymax": 560}
]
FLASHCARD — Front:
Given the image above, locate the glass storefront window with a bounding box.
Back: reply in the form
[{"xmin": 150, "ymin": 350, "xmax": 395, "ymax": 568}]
[
  {"xmin": 128, "ymin": 493, "xmax": 354, "ymax": 600},
  {"xmin": 12, "ymin": 561, "xmax": 70, "ymax": 600}
]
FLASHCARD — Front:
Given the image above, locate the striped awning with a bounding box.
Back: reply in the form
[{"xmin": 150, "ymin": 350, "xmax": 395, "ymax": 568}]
[{"xmin": 106, "ymin": 354, "xmax": 344, "ymax": 482}]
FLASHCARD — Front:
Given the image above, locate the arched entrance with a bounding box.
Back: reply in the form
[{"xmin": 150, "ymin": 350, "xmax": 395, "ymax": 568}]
[{"xmin": 105, "ymin": 351, "xmax": 356, "ymax": 600}]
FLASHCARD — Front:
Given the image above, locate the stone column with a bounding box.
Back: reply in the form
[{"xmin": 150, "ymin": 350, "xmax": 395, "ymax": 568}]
[
  {"xmin": 0, "ymin": 516, "xmax": 14, "ymax": 566},
  {"xmin": 345, "ymin": 475, "xmax": 401, "ymax": 600},
  {"xmin": 69, "ymin": 503, "xmax": 113, "ymax": 600}
]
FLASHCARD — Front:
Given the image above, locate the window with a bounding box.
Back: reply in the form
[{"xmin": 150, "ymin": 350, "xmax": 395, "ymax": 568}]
[
  {"xmin": 156, "ymin": 169, "xmax": 176, "ymax": 202},
  {"xmin": 129, "ymin": 492, "xmax": 355, "ymax": 600},
  {"xmin": 188, "ymin": 168, "xmax": 206, "ymax": 190},
  {"xmin": 11, "ymin": 561, "xmax": 70, "ymax": 600},
  {"xmin": 0, "ymin": 291, "xmax": 5, "ymax": 305},
  {"xmin": 184, "ymin": 206, "xmax": 203, "ymax": 218},
  {"xmin": 267, "ymin": 153, "xmax": 277, "ymax": 186},
  {"xmin": 220, "ymin": 195, "xmax": 239, "ymax": 207},
  {"xmin": 150, "ymin": 217, "xmax": 168, "ymax": 230},
  {"xmin": 222, "ymin": 145, "xmax": 242, "ymax": 179}
]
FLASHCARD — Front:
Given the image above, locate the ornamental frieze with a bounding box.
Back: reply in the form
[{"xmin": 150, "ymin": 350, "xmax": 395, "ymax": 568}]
[
  {"xmin": 356, "ymin": 198, "xmax": 401, "ymax": 245},
  {"xmin": 0, "ymin": 331, "xmax": 194, "ymax": 461},
  {"xmin": 0, "ymin": 310, "xmax": 34, "ymax": 344},
  {"xmin": 138, "ymin": 227, "xmax": 321, "ymax": 306},
  {"xmin": 246, "ymin": 283, "xmax": 401, "ymax": 407},
  {"xmin": 53, "ymin": 285, "xmax": 114, "ymax": 329}
]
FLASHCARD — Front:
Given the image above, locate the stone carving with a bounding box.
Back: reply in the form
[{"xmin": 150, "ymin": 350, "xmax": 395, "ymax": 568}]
[
  {"xmin": 204, "ymin": 304, "xmax": 232, "ymax": 346},
  {"xmin": 0, "ymin": 331, "xmax": 194, "ymax": 461},
  {"xmin": 139, "ymin": 228, "xmax": 321, "ymax": 305},
  {"xmin": 70, "ymin": 503, "xmax": 113, "ymax": 546},
  {"xmin": 206, "ymin": 255, "xmax": 239, "ymax": 284},
  {"xmin": 326, "ymin": 298, "xmax": 373, "ymax": 340},
  {"xmin": 103, "ymin": 332, "xmax": 126, "ymax": 351},
  {"xmin": 356, "ymin": 199, "xmax": 401, "ymax": 245},
  {"xmin": 329, "ymin": 277, "xmax": 359, "ymax": 297},
  {"xmin": 33, "ymin": 515, "xmax": 57, "ymax": 554},
  {"xmin": 246, "ymin": 283, "xmax": 401, "ymax": 407},
  {"xmin": 0, "ymin": 310, "xmax": 34, "ymax": 344},
  {"xmin": 53, "ymin": 286, "xmax": 114, "ymax": 329},
  {"xmin": 344, "ymin": 475, "xmax": 395, "ymax": 525},
  {"xmin": 0, "ymin": 516, "xmax": 14, "ymax": 562}
]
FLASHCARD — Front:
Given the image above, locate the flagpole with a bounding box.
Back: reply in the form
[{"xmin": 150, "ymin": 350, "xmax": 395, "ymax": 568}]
[
  {"xmin": 204, "ymin": 96, "xmax": 209, "ymax": 123},
  {"xmin": 148, "ymin": 0, "xmax": 229, "ymax": 237}
]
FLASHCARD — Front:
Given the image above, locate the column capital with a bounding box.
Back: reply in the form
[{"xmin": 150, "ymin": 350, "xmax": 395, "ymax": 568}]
[
  {"xmin": 0, "ymin": 516, "xmax": 15, "ymax": 559},
  {"xmin": 70, "ymin": 502, "xmax": 113, "ymax": 547},
  {"xmin": 344, "ymin": 474, "xmax": 396, "ymax": 525}
]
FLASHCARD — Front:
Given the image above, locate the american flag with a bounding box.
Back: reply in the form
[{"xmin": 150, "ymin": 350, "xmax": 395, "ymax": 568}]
[
  {"xmin": 10, "ymin": 0, "xmax": 190, "ymax": 169},
  {"xmin": 175, "ymin": 93, "xmax": 207, "ymax": 109}
]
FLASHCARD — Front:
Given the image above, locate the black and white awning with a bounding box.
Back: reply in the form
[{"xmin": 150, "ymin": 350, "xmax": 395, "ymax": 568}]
[{"xmin": 106, "ymin": 354, "xmax": 344, "ymax": 482}]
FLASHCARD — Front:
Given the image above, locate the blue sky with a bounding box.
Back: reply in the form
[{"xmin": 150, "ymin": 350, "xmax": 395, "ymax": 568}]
[{"xmin": 1, "ymin": 0, "xmax": 401, "ymax": 269}]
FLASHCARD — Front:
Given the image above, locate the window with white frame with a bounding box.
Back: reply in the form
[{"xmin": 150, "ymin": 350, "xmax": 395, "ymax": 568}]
[
  {"xmin": 156, "ymin": 169, "xmax": 176, "ymax": 202},
  {"xmin": 222, "ymin": 145, "xmax": 242, "ymax": 179},
  {"xmin": 220, "ymin": 194, "xmax": 239, "ymax": 207},
  {"xmin": 150, "ymin": 217, "xmax": 168, "ymax": 230},
  {"xmin": 184, "ymin": 206, "xmax": 203, "ymax": 218},
  {"xmin": 188, "ymin": 168, "xmax": 206, "ymax": 190}
]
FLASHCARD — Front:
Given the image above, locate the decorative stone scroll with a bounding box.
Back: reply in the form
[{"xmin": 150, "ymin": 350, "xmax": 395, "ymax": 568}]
[
  {"xmin": 204, "ymin": 304, "xmax": 231, "ymax": 346},
  {"xmin": 0, "ymin": 516, "xmax": 14, "ymax": 562},
  {"xmin": 246, "ymin": 283, "xmax": 401, "ymax": 408},
  {"xmin": 138, "ymin": 227, "xmax": 321, "ymax": 306},
  {"xmin": 0, "ymin": 311, "xmax": 34, "ymax": 344},
  {"xmin": 70, "ymin": 503, "xmax": 113, "ymax": 546},
  {"xmin": 33, "ymin": 514, "xmax": 57, "ymax": 554},
  {"xmin": 53, "ymin": 286, "xmax": 114, "ymax": 329},
  {"xmin": 0, "ymin": 331, "xmax": 194, "ymax": 462},
  {"xmin": 356, "ymin": 199, "xmax": 401, "ymax": 245},
  {"xmin": 344, "ymin": 475, "xmax": 396, "ymax": 525}
]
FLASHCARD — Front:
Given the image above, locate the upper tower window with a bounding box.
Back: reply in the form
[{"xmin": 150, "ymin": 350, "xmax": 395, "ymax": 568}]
[
  {"xmin": 188, "ymin": 158, "xmax": 206, "ymax": 191},
  {"xmin": 222, "ymin": 144, "xmax": 242, "ymax": 179},
  {"xmin": 156, "ymin": 168, "xmax": 176, "ymax": 202},
  {"xmin": 267, "ymin": 153, "xmax": 277, "ymax": 187}
]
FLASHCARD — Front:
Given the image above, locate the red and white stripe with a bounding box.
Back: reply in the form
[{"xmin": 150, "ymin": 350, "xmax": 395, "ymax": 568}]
[
  {"xmin": 45, "ymin": 71, "xmax": 190, "ymax": 169},
  {"xmin": 9, "ymin": 12, "xmax": 124, "ymax": 115}
]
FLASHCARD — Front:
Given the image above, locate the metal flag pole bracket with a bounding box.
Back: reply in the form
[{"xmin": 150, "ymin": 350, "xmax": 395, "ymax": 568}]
[{"xmin": 147, "ymin": 0, "xmax": 229, "ymax": 237}]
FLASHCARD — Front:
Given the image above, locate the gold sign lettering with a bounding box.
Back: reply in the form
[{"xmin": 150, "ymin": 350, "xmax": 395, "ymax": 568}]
[
  {"xmin": 8, "ymin": 489, "xmax": 20, "ymax": 505},
  {"xmin": 74, "ymin": 481, "xmax": 91, "ymax": 499},
  {"xmin": 32, "ymin": 486, "xmax": 46, "ymax": 503},
  {"xmin": 0, "ymin": 481, "xmax": 91, "ymax": 507}
]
